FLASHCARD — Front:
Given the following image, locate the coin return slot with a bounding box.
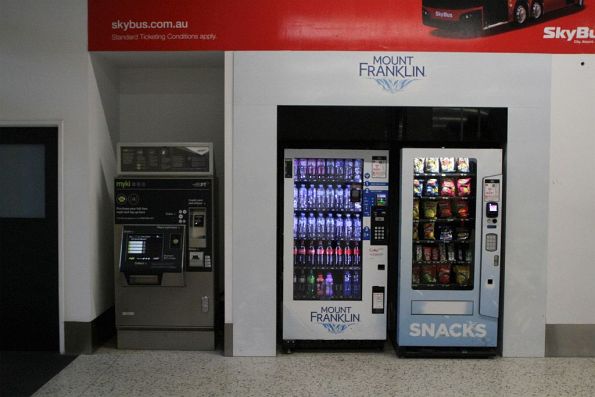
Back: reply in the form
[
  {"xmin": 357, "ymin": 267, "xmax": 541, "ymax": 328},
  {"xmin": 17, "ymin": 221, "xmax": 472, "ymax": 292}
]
[{"xmin": 487, "ymin": 279, "xmax": 493, "ymax": 285}]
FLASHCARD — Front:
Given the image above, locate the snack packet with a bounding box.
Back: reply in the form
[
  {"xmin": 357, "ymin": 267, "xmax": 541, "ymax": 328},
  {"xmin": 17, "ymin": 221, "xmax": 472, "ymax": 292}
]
[
  {"xmin": 413, "ymin": 179, "xmax": 423, "ymax": 197},
  {"xmin": 457, "ymin": 158, "xmax": 470, "ymax": 173},
  {"xmin": 457, "ymin": 178, "xmax": 472, "ymax": 196},
  {"xmin": 439, "ymin": 225, "xmax": 453, "ymax": 241},
  {"xmin": 438, "ymin": 263, "xmax": 451, "ymax": 285},
  {"xmin": 421, "ymin": 264, "xmax": 437, "ymax": 284},
  {"xmin": 431, "ymin": 247, "xmax": 440, "ymax": 261},
  {"xmin": 439, "ymin": 243, "xmax": 447, "ymax": 261},
  {"xmin": 456, "ymin": 227, "xmax": 470, "ymax": 241},
  {"xmin": 415, "ymin": 245, "xmax": 424, "ymax": 262},
  {"xmin": 423, "ymin": 246, "xmax": 432, "ymax": 262},
  {"xmin": 438, "ymin": 200, "xmax": 453, "ymax": 218},
  {"xmin": 423, "ymin": 223, "xmax": 435, "ymax": 240},
  {"xmin": 412, "ymin": 265, "xmax": 421, "ymax": 285},
  {"xmin": 425, "ymin": 158, "xmax": 439, "ymax": 173},
  {"xmin": 425, "ymin": 179, "xmax": 439, "ymax": 196},
  {"xmin": 454, "ymin": 265, "xmax": 470, "ymax": 286},
  {"xmin": 447, "ymin": 244, "xmax": 455, "ymax": 261},
  {"xmin": 440, "ymin": 178, "xmax": 456, "ymax": 197},
  {"xmin": 440, "ymin": 157, "xmax": 455, "ymax": 173},
  {"xmin": 413, "ymin": 199, "xmax": 420, "ymax": 220},
  {"xmin": 423, "ymin": 200, "xmax": 438, "ymax": 219},
  {"xmin": 455, "ymin": 199, "xmax": 470, "ymax": 218},
  {"xmin": 412, "ymin": 222, "xmax": 419, "ymax": 241},
  {"xmin": 414, "ymin": 158, "xmax": 425, "ymax": 174}
]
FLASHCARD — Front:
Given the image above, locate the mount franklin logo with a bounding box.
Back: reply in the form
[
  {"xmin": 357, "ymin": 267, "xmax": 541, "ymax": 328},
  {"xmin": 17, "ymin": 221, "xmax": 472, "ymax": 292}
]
[
  {"xmin": 311, "ymin": 306, "xmax": 360, "ymax": 335},
  {"xmin": 359, "ymin": 55, "xmax": 427, "ymax": 94}
]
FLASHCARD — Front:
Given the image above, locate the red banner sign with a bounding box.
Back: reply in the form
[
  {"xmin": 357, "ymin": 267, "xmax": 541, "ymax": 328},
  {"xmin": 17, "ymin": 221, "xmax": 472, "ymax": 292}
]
[{"xmin": 89, "ymin": 0, "xmax": 595, "ymax": 53}]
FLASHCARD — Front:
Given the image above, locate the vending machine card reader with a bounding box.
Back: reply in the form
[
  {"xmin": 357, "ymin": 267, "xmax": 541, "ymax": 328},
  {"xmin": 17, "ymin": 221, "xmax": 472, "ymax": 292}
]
[{"xmin": 114, "ymin": 143, "xmax": 215, "ymax": 350}]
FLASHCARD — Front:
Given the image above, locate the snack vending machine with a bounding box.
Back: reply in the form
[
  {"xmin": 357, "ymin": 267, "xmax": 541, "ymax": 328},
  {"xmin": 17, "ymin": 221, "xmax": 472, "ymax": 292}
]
[
  {"xmin": 282, "ymin": 149, "xmax": 390, "ymax": 351},
  {"xmin": 397, "ymin": 148, "xmax": 503, "ymax": 356},
  {"xmin": 114, "ymin": 143, "xmax": 215, "ymax": 350}
]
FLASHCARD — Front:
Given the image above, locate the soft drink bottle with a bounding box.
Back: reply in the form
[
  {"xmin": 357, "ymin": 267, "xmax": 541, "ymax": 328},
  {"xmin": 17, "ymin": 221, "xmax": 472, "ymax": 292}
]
[
  {"xmin": 325, "ymin": 213, "xmax": 335, "ymax": 240},
  {"xmin": 344, "ymin": 159, "xmax": 354, "ymax": 181},
  {"xmin": 335, "ymin": 243, "xmax": 344, "ymax": 265},
  {"xmin": 306, "ymin": 241, "xmax": 315, "ymax": 266},
  {"xmin": 316, "ymin": 213, "xmax": 325, "ymax": 239},
  {"xmin": 307, "ymin": 184, "xmax": 316, "ymax": 209},
  {"xmin": 298, "ymin": 213, "xmax": 307, "ymax": 239},
  {"xmin": 316, "ymin": 159, "xmax": 326, "ymax": 180},
  {"xmin": 335, "ymin": 214, "xmax": 344, "ymax": 240},
  {"xmin": 316, "ymin": 184, "xmax": 325, "ymax": 209},
  {"xmin": 326, "ymin": 159, "xmax": 335, "ymax": 181},
  {"xmin": 298, "ymin": 159, "xmax": 308, "ymax": 181},
  {"xmin": 298, "ymin": 270, "xmax": 306, "ymax": 293},
  {"xmin": 335, "ymin": 159, "xmax": 345, "ymax": 178},
  {"xmin": 293, "ymin": 214, "xmax": 297, "ymax": 239},
  {"xmin": 307, "ymin": 269, "xmax": 315, "ymax": 297},
  {"xmin": 325, "ymin": 273, "xmax": 334, "ymax": 297},
  {"xmin": 298, "ymin": 184, "xmax": 307, "ymax": 210},
  {"xmin": 343, "ymin": 271, "xmax": 352, "ymax": 298},
  {"xmin": 353, "ymin": 214, "xmax": 362, "ymax": 241},
  {"xmin": 353, "ymin": 244, "xmax": 361, "ymax": 265},
  {"xmin": 344, "ymin": 214, "xmax": 353, "ymax": 241},
  {"xmin": 293, "ymin": 185, "xmax": 298, "ymax": 210},
  {"xmin": 325, "ymin": 184, "xmax": 335, "ymax": 210},
  {"xmin": 344, "ymin": 184, "xmax": 352, "ymax": 211},
  {"xmin": 307, "ymin": 213, "xmax": 316, "ymax": 239},
  {"xmin": 353, "ymin": 270, "xmax": 360, "ymax": 298},
  {"xmin": 325, "ymin": 242, "xmax": 334, "ymax": 266},
  {"xmin": 344, "ymin": 242, "xmax": 353, "ymax": 265},
  {"xmin": 316, "ymin": 273, "xmax": 325, "ymax": 297},
  {"xmin": 297, "ymin": 240, "xmax": 306, "ymax": 265},
  {"xmin": 335, "ymin": 185, "xmax": 344, "ymax": 210},
  {"xmin": 353, "ymin": 159, "xmax": 363, "ymax": 182},
  {"xmin": 307, "ymin": 159, "xmax": 317, "ymax": 179},
  {"xmin": 316, "ymin": 241, "xmax": 325, "ymax": 266}
]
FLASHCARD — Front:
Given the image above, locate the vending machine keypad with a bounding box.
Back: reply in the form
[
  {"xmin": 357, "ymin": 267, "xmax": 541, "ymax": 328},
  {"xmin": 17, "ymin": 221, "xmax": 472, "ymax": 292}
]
[{"xmin": 371, "ymin": 207, "xmax": 388, "ymax": 245}]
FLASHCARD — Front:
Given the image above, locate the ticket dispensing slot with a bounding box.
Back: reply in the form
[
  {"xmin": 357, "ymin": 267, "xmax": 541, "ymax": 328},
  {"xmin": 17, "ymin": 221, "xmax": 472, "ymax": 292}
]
[{"xmin": 188, "ymin": 208, "xmax": 208, "ymax": 269}]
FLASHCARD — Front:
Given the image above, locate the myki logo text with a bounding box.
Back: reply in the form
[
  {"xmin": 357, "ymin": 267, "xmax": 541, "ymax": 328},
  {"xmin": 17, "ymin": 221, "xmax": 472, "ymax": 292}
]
[
  {"xmin": 311, "ymin": 306, "xmax": 360, "ymax": 335},
  {"xmin": 409, "ymin": 322, "xmax": 487, "ymax": 339},
  {"xmin": 359, "ymin": 55, "xmax": 427, "ymax": 94},
  {"xmin": 116, "ymin": 180, "xmax": 131, "ymax": 188},
  {"xmin": 543, "ymin": 26, "xmax": 595, "ymax": 41}
]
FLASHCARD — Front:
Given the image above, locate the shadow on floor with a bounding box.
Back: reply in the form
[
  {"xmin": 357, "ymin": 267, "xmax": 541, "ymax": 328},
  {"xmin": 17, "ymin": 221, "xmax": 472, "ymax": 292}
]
[{"xmin": 0, "ymin": 351, "xmax": 76, "ymax": 397}]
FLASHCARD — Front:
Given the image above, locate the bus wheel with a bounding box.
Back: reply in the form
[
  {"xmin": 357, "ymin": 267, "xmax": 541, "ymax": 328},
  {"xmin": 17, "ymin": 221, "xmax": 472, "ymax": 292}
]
[
  {"xmin": 531, "ymin": 2, "xmax": 543, "ymax": 20},
  {"xmin": 513, "ymin": 3, "xmax": 528, "ymax": 25}
]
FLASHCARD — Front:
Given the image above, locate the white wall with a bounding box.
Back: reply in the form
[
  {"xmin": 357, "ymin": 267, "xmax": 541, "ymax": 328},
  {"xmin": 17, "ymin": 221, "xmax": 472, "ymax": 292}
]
[
  {"xmin": 231, "ymin": 51, "xmax": 552, "ymax": 357},
  {"xmin": 547, "ymin": 55, "xmax": 595, "ymax": 324}
]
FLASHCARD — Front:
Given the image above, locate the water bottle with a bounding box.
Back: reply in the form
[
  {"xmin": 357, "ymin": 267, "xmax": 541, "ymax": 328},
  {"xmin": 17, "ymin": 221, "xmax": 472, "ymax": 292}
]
[
  {"xmin": 344, "ymin": 214, "xmax": 353, "ymax": 241},
  {"xmin": 353, "ymin": 159, "xmax": 363, "ymax": 182},
  {"xmin": 335, "ymin": 243, "xmax": 344, "ymax": 265},
  {"xmin": 335, "ymin": 159, "xmax": 345, "ymax": 178},
  {"xmin": 316, "ymin": 241, "xmax": 325, "ymax": 266},
  {"xmin": 335, "ymin": 214, "xmax": 344, "ymax": 240},
  {"xmin": 325, "ymin": 184, "xmax": 335, "ymax": 210},
  {"xmin": 298, "ymin": 270, "xmax": 306, "ymax": 293},
  {"xmin": 326, "ymin": 159, "xmax": 335, "ymax": 181},
  {"xmin": 298, "ymin": 213, "xmax": 307, "ymax": 239},
  {"xmin": 307, "ymin": 213, "xmax": 316, "ymax": 240},
  {"xmin": 325, "ymin": 242, "xmax": 334, "ymax": 266},
  {"xmin": 353, "ymin": 270, "xmax": 360, "ymax": 298},
  {"xmin": 325, "ymin": 213, "xmax": 335, "ymax": 240},
  {"xmin": 293, "ymin": 243, "xmax": 298, "ymax": 265},
  {"xmin": 293, "ymin": 214, "xmax": 298, "ymax": 239},
  {"xmin": 343, "ymin": 271, "xmax": 352, "ymax": 298},
  {"xmin": 298, "ymin": 159, "xmax": 308, "ymax": 181},
  {"xmin": 294, "ymin": 160, "xmax": 299, "ymax": 181},
  {"xmin": 344, "ymin": 184, "xmax": 352, "ymax": 211},
  {"xmin": 353, "ymin": 244, "xmax": 361, "ymax": 265},
  {"xmin": 325, "ymin": 273, "xmax": 334, "ymax": 297},
  {"xmin": 307, "ymin": 184, "xmax": 316, "ymax": 209},
  {"xmin": 307, "ymin": 269, "xmax": 316, "ymax": 297},
  {"xmin": 316, "ymin": 159, "xmax": 326, "ymax": 180},
  {"xmin": 316, "ymin": 213, "xmax": 325, "ymax": 240},
  {"xmin": 298, "ymin": 184, "xmax": 307, "ymax": 210},
  {"xmin": 344, "ymin": 242, "xmax": 353, "ymax": 265},
  {"xmin": 293, "ymin": 185, "xmax": 298, "ymax": 210},
  {"xmin": 345, "ymin": 159, "xmax": 354, "ymax": 181},
  {"xmin": 316, "ymin": 184, "xmax": 325, "ymax": 209},
  {"xmin": 316, "ymin": 273, "xmax": 325, "ymax": 297},
  {"xmin": 297, "ymin": 240, "xmax": 306, "ymax": 265},
  {"xmin": 335, "ymin": 185, "xmax": 344, "ymax": 210},
  {"xmin": 306, "ymin": 241, "xmax": 316, "ymax": 266},
  {"xmin": 307, "ymin": 159, "xmax": 317, "ymax": 179},
  {"xmin": 353, "ymin": 214, "xmax": 362, "ymax": 241}
]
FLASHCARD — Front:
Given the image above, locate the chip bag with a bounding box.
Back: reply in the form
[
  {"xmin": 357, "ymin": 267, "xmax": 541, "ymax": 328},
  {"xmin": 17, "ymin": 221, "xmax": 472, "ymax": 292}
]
[
  {"xmin": 413, "ymin": 199, "xmax": 420, "ymax": 220},
  {"xmin": 414, "ymin": 158, "xmax": 425, "ymax": 174},
  {"xmin": 440, "ymin": 178, "xmax": 456, "ymax": 197},
  {"xmin": 438, "ymin": 263, "xmax": 451, "ymax": 285},
  {"xmin": 413, "ymin": 179, "xmax": 423, "ymax": 197},
  {"xmin": 425, "ymin": 179, "xmax": 439, "ymax": 196},
  {"xmin": 456, "ymin": 227, "xmax": 470, "ymax": 241},
  {"xmin": 457, "ymin": 158, "xmax": 470, "ymax": 173},
  {"xmin": 455, "ymin": 199, "xmax": 470, "ymax": 218},
  {"xmin": 457, "ymin": 178, "xmax": 472, "ymax": 196},
  {"xmin": 416, "ymin": 245, "xmax": 424, "ymax": 262},
  {"xmin": 423, "ymin": 200, "xmax": 438, "ymax": 219},
  {"xmin": 431, "ymin": 247, "xmax": 440, "ymax": 261},
  {"xmin": 438, "ymin": 200, "xmax": 453, "ymax": 218},
  {"xmin": 440, "ymin": 157, "xmax": 455, "ymax": 173},
  {"xmin": 421, "ymin": 264, "xmax": 437, "ymax": 284},
  {"xmin": 423, "ymin": 222, "xmax": 435, "ymax": 240},
  {"xmin": 425, "ymin": 158, "xmax": 439, "ymax": 173},
  {"xmin": 423, "ymin": 246, "xmax": 433, "ymax": 261},
  {"xmin": 412, "ymin": 222, "xmax": 419, "ymax": 241},
  {"xmin": 454, "ymin": 265, "xmax": 470, "ymax": 286},
  {"xmin": 439, "ymin": 225, "xmax": 453, "ymax": 241},
  {"xmin": 412, "ymin": 265, "xmax": 421, "ymax": 284}
]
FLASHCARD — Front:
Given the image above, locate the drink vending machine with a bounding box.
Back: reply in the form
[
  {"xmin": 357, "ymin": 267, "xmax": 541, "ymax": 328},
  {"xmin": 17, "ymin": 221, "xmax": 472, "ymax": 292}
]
[
  {"xmin": 397, "ymin": 148, "xmax": 503, "ymax": 356},
  {"xmin": 282, "ymin": 149, "xmax": 390, "ymax": 351},
  {"xmin": 114, "ymin": 143, "xmax": 215, "ymax": 350}
]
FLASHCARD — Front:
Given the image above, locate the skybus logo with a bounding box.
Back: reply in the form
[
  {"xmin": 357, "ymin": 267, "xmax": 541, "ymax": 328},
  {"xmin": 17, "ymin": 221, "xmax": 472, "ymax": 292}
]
[{"xmin": 543, "ymin": 26, "xmax": 595, "ymax": 41}]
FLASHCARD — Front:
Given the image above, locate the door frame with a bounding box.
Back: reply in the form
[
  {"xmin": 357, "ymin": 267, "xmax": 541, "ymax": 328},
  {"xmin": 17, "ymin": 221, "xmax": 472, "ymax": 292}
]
[{"xmin": 0, "ymin": 120, "xmax": 64, "ymax": 353}]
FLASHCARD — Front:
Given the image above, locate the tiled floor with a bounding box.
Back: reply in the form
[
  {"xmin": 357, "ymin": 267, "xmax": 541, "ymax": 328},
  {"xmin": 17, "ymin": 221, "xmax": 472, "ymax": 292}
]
[{"xmin": 34, "ymin": 345, "xmax": 595, "ymax": 397}]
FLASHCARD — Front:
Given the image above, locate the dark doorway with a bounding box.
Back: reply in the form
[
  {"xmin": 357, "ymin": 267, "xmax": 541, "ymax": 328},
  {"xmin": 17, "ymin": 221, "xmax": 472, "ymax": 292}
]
[{"xmin": 0, "ymin": 127, "xmax": 59, "ymax": 351}]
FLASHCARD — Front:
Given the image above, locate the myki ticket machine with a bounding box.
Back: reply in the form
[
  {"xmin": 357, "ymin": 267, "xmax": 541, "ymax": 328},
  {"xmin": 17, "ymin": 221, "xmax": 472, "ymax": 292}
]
[{"xmin": 114, "ymin": 143, "xmax": 215, "ymax": 350}]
